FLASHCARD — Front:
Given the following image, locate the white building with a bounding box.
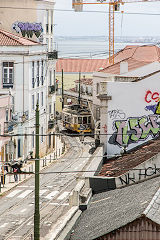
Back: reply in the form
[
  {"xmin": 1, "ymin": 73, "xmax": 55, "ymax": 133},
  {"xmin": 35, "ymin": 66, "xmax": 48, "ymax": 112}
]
[
  {"xmin": 0, "ymin": 29, "xmax": 56, "ymax": 160},
  {"xmin": 92, "ymin": 45, "xmax": 160, "ymax": 156}
]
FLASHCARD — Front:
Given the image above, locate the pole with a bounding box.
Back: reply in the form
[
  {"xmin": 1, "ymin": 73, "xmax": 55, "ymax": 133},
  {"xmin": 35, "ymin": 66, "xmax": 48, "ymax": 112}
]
[
  {"xmin": 78, "ymin": 72, "xmax": 81, "ymax": 105},
  {"xmin": 62, "ymin": 69, "xmax": 64, "ymax": 110},
  {"xmin": 34, "ymin": 103, "xmax": 40, "ymax": 240}
]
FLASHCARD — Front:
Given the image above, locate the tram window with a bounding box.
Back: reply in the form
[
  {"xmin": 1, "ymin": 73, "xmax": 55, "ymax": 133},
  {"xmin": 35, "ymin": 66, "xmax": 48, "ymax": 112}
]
[
  {"xmin": 78, "ymin": 117, "xmax": 82, "ymax": 124},
  {"xmin": 88, "ymin": 116, "xmax": 91, "ymax": 124},
  {"xmin": 74, "ymin": 117, "xmax": 77, "ymax": 124},
  {"xmin": 83, "ymin": 117, "xmax": 87, "ymax": 124}
]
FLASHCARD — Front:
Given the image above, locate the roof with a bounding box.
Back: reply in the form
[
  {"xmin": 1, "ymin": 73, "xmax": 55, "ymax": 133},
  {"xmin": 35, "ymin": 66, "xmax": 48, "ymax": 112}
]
[
  {"xmin": 99, "ymin": 139, "xmax": 160, "ymax": 177},
  {"xmin": 0, "ymin": 29, "xmax": 40, "ymax": 46},
  {"xmin": 71, "ymin": 176, "xmax": 160, "ymax": 240},
  {"xmin": 56, "ymin": 59, "xmax": 107, "ymax": 73},
  {"xmin": 99, "ymin": 45, "xmax": 160, "ymax": 75}
]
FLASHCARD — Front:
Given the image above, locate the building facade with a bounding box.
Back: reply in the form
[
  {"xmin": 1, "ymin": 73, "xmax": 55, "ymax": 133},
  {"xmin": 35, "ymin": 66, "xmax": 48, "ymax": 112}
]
[{"xmin": 0, "ymin": 29, "xmax": 56, "ymax": 161}]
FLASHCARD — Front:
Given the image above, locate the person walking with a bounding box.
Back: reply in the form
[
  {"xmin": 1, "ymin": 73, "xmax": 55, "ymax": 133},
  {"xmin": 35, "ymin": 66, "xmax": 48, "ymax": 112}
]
[{"xmin": 14, "ymin": 168, "xmax": 18, "ymax": 182}]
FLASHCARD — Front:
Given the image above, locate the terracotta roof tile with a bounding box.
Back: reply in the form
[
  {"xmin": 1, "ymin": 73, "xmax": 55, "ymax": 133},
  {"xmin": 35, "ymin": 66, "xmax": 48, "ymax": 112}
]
[
  {"xmin": 56, "ymin": 59, "xmax": 107, "ymax": 73},
  {"xmin": 99, "ymin": 139, "xmax": 160, "ymax": 177},
  {"xmin": 0, "ymin": 29, "xmax": 39, "ymax": 46},
  {"xmin": 100, "ymin": 58, "xmax": 149, "ymax": 74},
  {"xmin": 100, "ymin": 45, "xmax": 160, "ymax": 74}
]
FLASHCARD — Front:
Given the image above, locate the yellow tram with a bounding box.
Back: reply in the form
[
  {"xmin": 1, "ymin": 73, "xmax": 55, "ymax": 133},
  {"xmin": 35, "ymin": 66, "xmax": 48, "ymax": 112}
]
[{"xmin": 62, "ymin": 104, "xmax": 92, "ymax": 133}]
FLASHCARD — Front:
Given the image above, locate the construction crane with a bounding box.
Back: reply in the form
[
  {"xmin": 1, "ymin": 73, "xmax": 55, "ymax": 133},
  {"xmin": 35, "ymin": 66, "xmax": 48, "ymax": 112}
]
[{"xmin": 72, "ymin": 0, "xmax": 160, "ymax": 65}]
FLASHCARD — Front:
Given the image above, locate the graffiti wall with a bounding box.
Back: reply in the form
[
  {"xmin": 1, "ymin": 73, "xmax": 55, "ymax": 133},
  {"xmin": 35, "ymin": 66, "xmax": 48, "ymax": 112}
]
[
  {"xmin": 115, "ymin": 152, "xmax": 160, "ymax": 187},
  {"xmin": 12, "ymin": 22, "xmax": 43, "ymax": 38},
  {"xmin": 106, "ymin": 72, "xmax": 160, "ymax": 156}
]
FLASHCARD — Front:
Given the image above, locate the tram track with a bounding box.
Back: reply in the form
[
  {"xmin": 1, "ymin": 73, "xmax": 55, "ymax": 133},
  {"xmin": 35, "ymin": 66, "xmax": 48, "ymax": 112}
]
[{"xmin": 3, "ymin": 135, "xmax": 85, "ymax": 240}]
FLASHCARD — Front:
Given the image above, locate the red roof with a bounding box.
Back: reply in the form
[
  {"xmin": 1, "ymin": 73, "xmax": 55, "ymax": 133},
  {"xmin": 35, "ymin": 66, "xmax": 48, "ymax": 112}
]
[
  {"xmin": 100, "ymin": 45, "xmax": 160, "ymax": 74},
  {"xmin": 99, "ymin": 139, "xmax": 160, "ymax": 177},
  {"xmin": 56, "ymin": 45, "xmax": 160, "ymax": 75},
  {"xmin": 56, "ymin": 59, "xmax": 107, "ymax": 73},
  {"xmin": 0, "ymin": 29, "xmax": 39, "ymax": 46}
]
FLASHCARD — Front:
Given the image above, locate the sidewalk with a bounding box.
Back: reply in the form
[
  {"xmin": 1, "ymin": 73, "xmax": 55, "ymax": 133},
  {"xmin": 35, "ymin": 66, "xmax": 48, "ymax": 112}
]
[{"xmin": 0, "ymin": 135, "xmax": 65, "ymax": 196}]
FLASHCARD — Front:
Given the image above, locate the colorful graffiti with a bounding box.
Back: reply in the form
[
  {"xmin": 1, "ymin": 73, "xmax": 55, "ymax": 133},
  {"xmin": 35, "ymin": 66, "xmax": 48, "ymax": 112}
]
[
  {"xmin": 12, "ymin": 22, "xmax": 43, "ymax": 38},
  {"xmin": 145, "ymin": 104, "xmax": 157, "ymax": 113},
  {"xmin": 145, "ymin": 90, "xmax": 159, "ymax": 103},
  {"xmin": 109, "ymin": 114, "xmax": 160, "ymax": 146}
]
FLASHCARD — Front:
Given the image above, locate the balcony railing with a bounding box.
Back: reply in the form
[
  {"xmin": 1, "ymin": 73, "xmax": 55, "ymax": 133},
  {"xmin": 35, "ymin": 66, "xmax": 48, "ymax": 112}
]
[
  {"xmin": 3, "ymin": 82, "xmax": 13, "ymax": 88},
  {"xmin": 48, "ymin": 85, "xmax": 55, "ymax": 95},
  {"xmin": 48, "ymin": 120, "xmax": 54, "ymax": 129},
  {"xmin": 4, "ymin": 121, "xmax": 14, "ymax": 133},
  {"xmin": 48, "ymin": 50, "xmax": 58, "ymax": 60}
]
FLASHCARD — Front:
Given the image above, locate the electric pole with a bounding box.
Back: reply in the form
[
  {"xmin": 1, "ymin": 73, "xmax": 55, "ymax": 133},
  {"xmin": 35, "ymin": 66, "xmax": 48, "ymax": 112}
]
[
  {"xmin": 34, "ymin": 103, "xmax": 40, "ymax": 240},
  {"xmin": 78, "ymin": 72, "xmax": 81, "ymax": 105},
  {"xmin": 62, "ymin": 69, "xmax": 64, "ymax": 109}
]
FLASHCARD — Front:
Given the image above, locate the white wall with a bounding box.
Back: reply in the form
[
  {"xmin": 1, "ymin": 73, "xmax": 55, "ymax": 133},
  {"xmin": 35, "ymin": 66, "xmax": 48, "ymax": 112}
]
[{"xmin": 106, "ymin": 71, "xmax": 160, "ymax": 156}]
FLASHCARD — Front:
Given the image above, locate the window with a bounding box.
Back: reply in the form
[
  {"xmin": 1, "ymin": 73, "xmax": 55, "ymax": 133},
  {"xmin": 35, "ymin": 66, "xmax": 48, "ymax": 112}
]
[
  {"xmin": 86, "ymin": 86, "xmax": 88, "ymax": 94},
  {"xmin": 51, "ymin": 10, "xmax": 53, "ymax": 33},
  {"xmin": 49, "ymin": 70, "xmax": 52, "ymax": 86},
  {"xmin": 41, "ymin": 60, "xmax": 44, "ymax": 85},
  {"xmin": 78, "ymin": 117, "xmax": 82, "ymax": 124},
  {"xmin": 6, "ymin": 109, "xmax": 9, "ymax": 122},
  {"xmin": 32, "ymin": 61, "xmax": 35, "ymax": 88},
  {"xmin": 46, "ymin": 38, "xmax": 49, "ymax": 50},
  {"xmin": 32, "ymin": 94, "xmax": 35, "ymax": 110},
  {"xmin": 96, "ymin": 107, "xmax": 100, "ymax": 120},
  {"xmin": 37, "ymin": 61, "xmax": 39, "ymax": 87},
  {"xmin": 49, "ymin": 133, "xmax": 51, "ymax": 148},
  {"xmin": 97, "ymin": 83, "xmax": 100, "ymax": 95},
  {"xmin": 41, "ymin": 127, "xmax": 43, "ymax": 142},
  {"xmin": 37, "ymin": 92, "xmax": 39, "ymax": 104},
  {"xmin": 12, "ymin": 96, "xmax": 15, "ymax": 113},
  {"xmin": 46, "ymin": 10, "xmax": 49, "ymax": 33},
  {"xmin": 41, "ymin": 92, "xmax": 43, "ymax": 106},
  {"xmin": 50, "ymin": 38, "xmax": 53, "ymax": 51},
  {"xmin": 3, "ymin": 62, "xmax": 14, "ymax": 88},
  {"xmin": 49, "ymin": 104, "xmax": 52, "ymax": 114},
  {"xmin": 32, "ymin": 131, "xmax": 34, "ymax": 148}
]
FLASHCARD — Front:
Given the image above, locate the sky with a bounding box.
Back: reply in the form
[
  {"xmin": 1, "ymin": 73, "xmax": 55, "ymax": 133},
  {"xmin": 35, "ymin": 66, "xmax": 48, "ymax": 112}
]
[{"xmin": 54, "ymin": 0, "xmax": 160, "ymax": 37}]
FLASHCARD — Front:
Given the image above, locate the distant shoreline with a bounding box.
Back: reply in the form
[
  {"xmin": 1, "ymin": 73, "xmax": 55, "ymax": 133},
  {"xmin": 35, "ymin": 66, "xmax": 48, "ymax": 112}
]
[{"xmin": 55, "ymin": 35, "xmax": 160, "ymax": 43}]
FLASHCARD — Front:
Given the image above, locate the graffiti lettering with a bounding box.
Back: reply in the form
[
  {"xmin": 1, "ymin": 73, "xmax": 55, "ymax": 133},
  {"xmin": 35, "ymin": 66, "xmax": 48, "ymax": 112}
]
[
  {"xmin": 109, "ymin": 115, "xmax": 160, "ymax": 146},
  {"xmin": 108, "ymin": 109, "xmax": 126, "ymax": 120},
  {"xmin": 12, "ymin": 22, "xmax": 43, "ymax": 38},
  {"xmin": 119, "ymin": 165, "xmax": 160, "ymax": 185},
  {"xmin": 145, "ymin": 90, "xmax": 159, "ymax": 103},
  {"xmin": 145, "ymin": 104, "xmax": 157, "ymax": 113}
]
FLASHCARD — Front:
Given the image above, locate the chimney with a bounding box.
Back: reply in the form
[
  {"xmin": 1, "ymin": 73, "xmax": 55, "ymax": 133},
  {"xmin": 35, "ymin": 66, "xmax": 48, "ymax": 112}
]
[{"xmin": 120, "ymin": 61, "xmax": 128, "ymax": 74}]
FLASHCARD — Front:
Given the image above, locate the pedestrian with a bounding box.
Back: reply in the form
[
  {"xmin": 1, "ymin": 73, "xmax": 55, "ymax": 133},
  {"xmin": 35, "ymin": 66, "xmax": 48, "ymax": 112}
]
[{"xmin": 14, "ymin": 168, "xmax": 18, "ymax": 182}]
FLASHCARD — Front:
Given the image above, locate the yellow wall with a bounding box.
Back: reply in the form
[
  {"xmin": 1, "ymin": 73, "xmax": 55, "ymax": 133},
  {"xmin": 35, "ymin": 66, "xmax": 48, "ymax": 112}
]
[{"xmin": 56, "ymin": 73, "xmax": 93, "ymax": 113}]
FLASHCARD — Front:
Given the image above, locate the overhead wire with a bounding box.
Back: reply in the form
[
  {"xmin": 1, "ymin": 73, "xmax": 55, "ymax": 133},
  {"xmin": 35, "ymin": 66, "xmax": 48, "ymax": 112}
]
[{"xmin": 1, "ymin": 6, "xmax": 160, "ymax": 16}]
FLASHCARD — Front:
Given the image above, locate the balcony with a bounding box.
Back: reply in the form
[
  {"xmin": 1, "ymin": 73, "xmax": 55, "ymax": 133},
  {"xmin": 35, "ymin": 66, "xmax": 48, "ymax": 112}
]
[
  {"xmin": 3, "ymin": 83, "xmax": 13, "ymax": 89},
  {"xmin": 48, "ymin": 120, "xmax": 54, "ymax": 129},
  {"xmin": 4, "ymin": 121, "xmax": 15, "ymax": 133},
  {"xmin": 48, "ymin": 50, "xmax": 58, "ymax": 60},
  {"xmin": 48, "ymin": 85, "xmax": 55, "ymax": 95}
]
